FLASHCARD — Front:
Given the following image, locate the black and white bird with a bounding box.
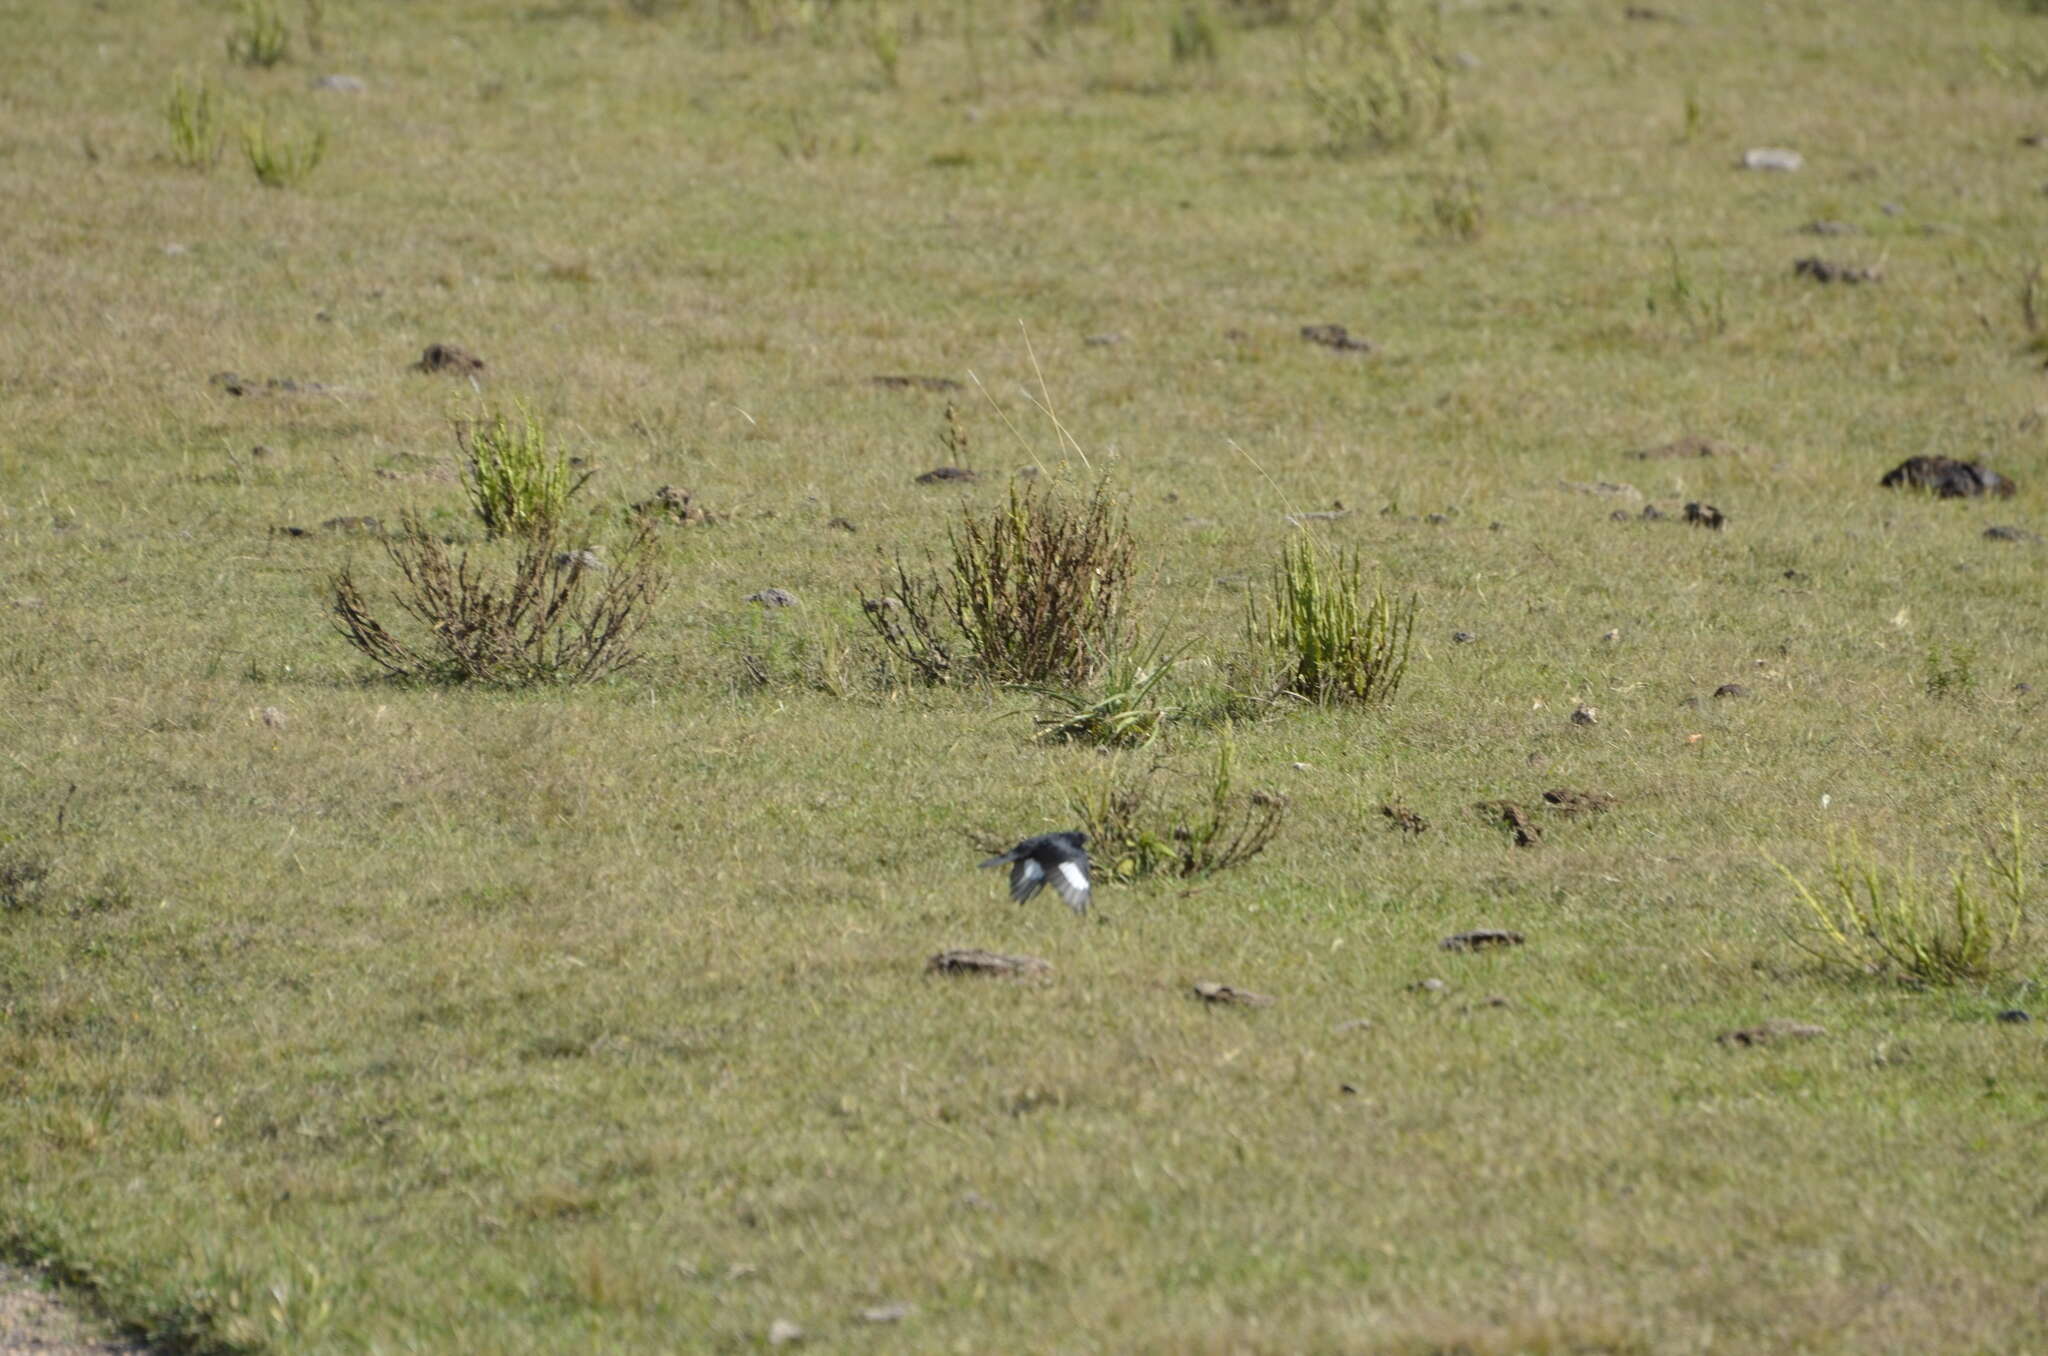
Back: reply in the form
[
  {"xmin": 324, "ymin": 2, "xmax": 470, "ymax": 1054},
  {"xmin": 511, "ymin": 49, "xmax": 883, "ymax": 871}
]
[{"xmin": 979, "ymin": 831, "xmax": 1092, "ymax": 915}]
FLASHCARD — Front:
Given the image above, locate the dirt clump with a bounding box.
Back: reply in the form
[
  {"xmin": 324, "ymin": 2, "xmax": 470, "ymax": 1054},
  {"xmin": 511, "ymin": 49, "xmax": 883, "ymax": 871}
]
[
  {"xmin": 1880, "ymin": 456, "xmax": 2017, "ymax": 499},
  {"xmin": 1381, "ymin": 803, "xmax": 1429, "ymax": 834},
  {"xmin": 413, "ymin": 343, "xmax": 486, "ymax": 375},
  {"xmin": 1542, "ymin": 788, "xmax": 1615, "ymax": 816},
  {"xmin": 928, "ymin": 949, "xmax": 1051, "ymax": 978},
  {"xmin": 871, "ymin": 375, "xmax": 962, "ymax": 393},
  {"xmin": 1300, "ymin": 323, "xmax": 1375, "ymax": 353},
  {"xmin": 1793, "ymin": 256, "xmax": 1881, "ymax": 284}
]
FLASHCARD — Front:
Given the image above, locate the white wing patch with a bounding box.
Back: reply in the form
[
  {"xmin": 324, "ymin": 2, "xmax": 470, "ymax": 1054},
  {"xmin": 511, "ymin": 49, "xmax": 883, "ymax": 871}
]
[{"xmin": 1054, "ymin": 860, "xmax": 1091, "ymax": 913}]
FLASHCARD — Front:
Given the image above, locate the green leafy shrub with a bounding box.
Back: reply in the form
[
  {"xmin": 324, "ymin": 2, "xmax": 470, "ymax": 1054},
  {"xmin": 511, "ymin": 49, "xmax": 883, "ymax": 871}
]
[
  {"xmin": 861, "ymin": 477, "xmax": 1136, "ymax": 687},
  {"xmin": 1301, "ymin": 0, "xmax": 1453, "ymax": 155},
  {"xmin": 1170, "ymin": 7, "xmax": 1222, "ymax": 66},
  {"xmin": 1771, "ymin": 814, "xmax": 2030, "ymax": 984},
  {"xmin": 1030, "ymin": 640, "xmax": 1181, "ymax": 748},
  {"xmin": 166, "ymin": 75, "xmax": 226, "ymax": 170},
  {"xmin": 458, "ymin": 402, "xmax": 592, "ymax": 539},
  {"xmin": 331, "ymin": 514, "xmax": 662, "ymax": 686},
  {"xmin": 1070, "ymin": 734, "xmax": 1287, "ymax": 884},
  {"xmin": 1924, "ymin": 643, "xmax": 1978, "ymax": 700},
  {"xmin": 241, "ymin": 114, "xmax": 326, "ymax": 187},
  {"xmin": 1248, "ymin": 536, "xmax": 1414, "ymax": 705},
  {"xmin": 226, "ymin": 0, "xmax": 289, "ymax": 67}
]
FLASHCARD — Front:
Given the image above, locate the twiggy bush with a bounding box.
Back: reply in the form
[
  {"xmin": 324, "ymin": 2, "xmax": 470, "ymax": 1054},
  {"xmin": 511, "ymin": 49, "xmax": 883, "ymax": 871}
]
[
  {"xmin": 1030, "ymin": 640, "xmax": 1180, "ymax": 748},
  {"xmin": 166, "ymin": 76, "xmax": 226, "ymax": 170},
  {"xmin": 242, "ymin": 114, "xmax": 326, "ymax": 188},
  {"xmin": 458, "ymin": 402, "xmax": 592, "ymax": 539},
  {"xmin": 1771, "ymin": 815, "xmax": 2030, "ymax": 984},
  {"xmin": 226, "ymin": 0, "xmax": 290, "ymax": 67},
  {"xmin": 1302, "ymin": 0, "xmax": 1453, "ymax": 156},
  {"xmin": 1070, "ymin": 734, "xmax": 1287, "ymax": 884},
  {"xmin": 331, "ymin": 514, "xmax": 662, "ymax": 686},
  {"xmin": 1249, "ymin": 537, "xmax": 1414, "ymax": 705},
  {"xmin": 861, "ymin": 478, "xmax": 1136, "ymax": 687}
]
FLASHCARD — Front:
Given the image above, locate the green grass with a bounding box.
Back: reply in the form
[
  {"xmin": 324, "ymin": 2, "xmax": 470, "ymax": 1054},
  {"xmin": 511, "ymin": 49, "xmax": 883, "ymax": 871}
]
[{"xmin": 2, "ymin": 0, "xmax": 2047, "ymax": 1350}]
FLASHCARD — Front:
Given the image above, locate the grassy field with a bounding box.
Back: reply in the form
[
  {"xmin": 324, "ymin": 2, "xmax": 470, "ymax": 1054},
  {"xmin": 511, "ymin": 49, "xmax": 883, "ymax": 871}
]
[{"xmin": 3, "ymin": 0, "xmax": 2047, "ymax": 1351}]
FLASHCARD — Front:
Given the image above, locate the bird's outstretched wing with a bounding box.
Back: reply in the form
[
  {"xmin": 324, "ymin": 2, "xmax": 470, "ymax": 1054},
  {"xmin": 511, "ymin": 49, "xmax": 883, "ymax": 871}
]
[
  {"xmin": 1048, "ymin": 856, "xmax": 1091, "ymax": 915},
  {"xmin": 1007, "ymin": 857, "xmax": 1047, "ymax": 904}
]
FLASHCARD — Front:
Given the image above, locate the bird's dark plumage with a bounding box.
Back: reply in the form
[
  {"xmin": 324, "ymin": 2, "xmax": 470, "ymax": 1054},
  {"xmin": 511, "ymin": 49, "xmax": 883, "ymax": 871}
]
[{"xmin": 979, "ymin": 831, "xmax": 1092, "ymax": 915}]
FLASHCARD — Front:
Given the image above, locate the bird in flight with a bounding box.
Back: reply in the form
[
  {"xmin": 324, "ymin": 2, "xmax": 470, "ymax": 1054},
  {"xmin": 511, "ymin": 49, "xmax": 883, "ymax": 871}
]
[{"xmin": 979, "ymin": 831, "xmax": 1092, "ymax": 915}]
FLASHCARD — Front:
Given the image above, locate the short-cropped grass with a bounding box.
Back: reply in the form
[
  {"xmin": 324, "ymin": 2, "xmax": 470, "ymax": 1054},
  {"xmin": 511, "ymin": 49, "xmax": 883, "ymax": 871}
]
[{"xmin": 3, "ymin": 0, "xmax": 2048, "ymax": 1351}]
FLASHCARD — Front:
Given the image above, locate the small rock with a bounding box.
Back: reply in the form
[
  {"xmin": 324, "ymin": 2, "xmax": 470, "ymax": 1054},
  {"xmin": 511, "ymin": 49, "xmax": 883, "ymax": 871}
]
[
  {"xmin": 858, "ymin": 1303, "xmax": 913, "ymax": 1324},
  {"xmin": 250, "ymin": 444, "xmax": 274, "ymax": 459},
  {"xmin": 1713, "ymin": 683, "xmax": 1748, "ymax": 700},
  {"xmin": 1996, "ymin": 1009, "xmax": 2031, "ymax": 1024},
  {"xmin": 1570, "ymin": 704, "xmax": 1598, "ymax": 727},
  {"xmin": 1718, "ymin": 1019, "xmax": 1826, "ymax": 1048},
  {"xmin": 1193, "ymin": 981, "xmax": 1275, "ymax": 1007},
  {"xmin": 1441, "ymin": 929, "xmax": 1525, "ymax": 952},
  {"xmin": 1793, "ymin": 256, "xmax": 1882, "ymax": 284},
  {"xmin": 1683, "ymin": 502, "xmax": 1726, "ymax": 530},
  {"xmin": 1881, "ymin": 456, "xmax": 2016, "ymax": 499},
  {"xmin": 412, "ymin": 343, "xmax": 485, "ymax": 375},
  {"xmin": 916, "ymin": 466, "xmax": 977, "ymax": 485},
  {"xmin": 871, "ymin": 374, "xmax": 962, "ymax": 393},
  {"xmin": 1984, "ymin": 525, "xmax": 2042, "ymax": 543},
  {"xmin": 312, "ymin": 73, "xmax": 367, "ymax": 92},
  {"xmin": 928, "ymin": 949, "xmax": 1051, "ymax": 978},
  {"xmin": 862, "ymin": 595, "xmax": 903, "ymax": 616},
  {"xmin": 1333, "ymin": 1018, "xmax": 1375, "ymax": 1033},
  {"xmin": 1451, "ymin": 630, "xmax": 1476, "ymax": 644},
  {"xmin": 1300, "ymin": 323, "xmax": 1375, "ymax": 352},
  {"xmin": 553, "ymin": 549, "xmax": 606, "ymax": 573},
  {"xmin": 1741, "ymin": 147, "xmax": 1804, "ymax": 172},
  {"xmin": 259, "ymin": 706, "xmax": 287, "ymax": 730},
  {"xmin": 162, "ymin": 241, "xmax": 189, "ymax": 256},
  {"xmin": 1601, "ymin": 628, "xmax": 1620, "ymax": 643},
  {"xmin": 1408, "ymin": 978, "xmax": 1447, "ymax": 994},
  {"xmin": 768, "ymin": 1318, "xmax": 804, "ymax": 1346},
  {"xmin": 747, "ymin": 588, "xmax": 798, "ymax": 608}
]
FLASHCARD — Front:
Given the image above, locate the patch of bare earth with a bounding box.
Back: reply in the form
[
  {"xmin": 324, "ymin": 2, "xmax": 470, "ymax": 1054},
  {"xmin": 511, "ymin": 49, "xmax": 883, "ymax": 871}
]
[{"xmin": 0, "ymin": 1266, "xmax": 148, "ymax": 1354}]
